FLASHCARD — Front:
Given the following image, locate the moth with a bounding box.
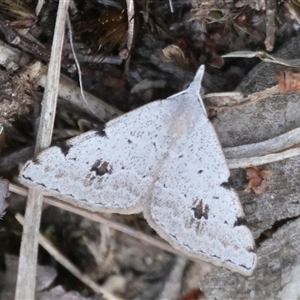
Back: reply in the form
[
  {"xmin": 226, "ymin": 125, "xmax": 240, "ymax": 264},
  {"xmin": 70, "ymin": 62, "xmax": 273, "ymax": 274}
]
[{"xmin": 19, "ymin": 65, "xmax": 257, "ymax": 275}]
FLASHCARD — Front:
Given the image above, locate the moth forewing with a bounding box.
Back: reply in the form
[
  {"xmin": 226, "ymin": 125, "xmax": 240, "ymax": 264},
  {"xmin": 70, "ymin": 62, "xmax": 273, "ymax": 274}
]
[{"xmin": 19, "ymin": 65, "xmax": 257, "ymax": 275}]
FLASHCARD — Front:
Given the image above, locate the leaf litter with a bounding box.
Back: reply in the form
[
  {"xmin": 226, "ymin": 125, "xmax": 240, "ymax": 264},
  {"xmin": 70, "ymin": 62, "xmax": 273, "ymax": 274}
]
[{"xmin": 0, "ymin": 0, "xmax": 300, "ymax": 299}]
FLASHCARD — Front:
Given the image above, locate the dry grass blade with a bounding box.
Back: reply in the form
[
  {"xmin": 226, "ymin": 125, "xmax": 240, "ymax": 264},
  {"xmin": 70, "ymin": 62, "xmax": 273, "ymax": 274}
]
[
  {"xmin": 222, "ymin": 51, "xmax": 300, "ymax": 67},
  {"xmin": 158, "ymin": 257, "xmax": 187, "ymax": 300},
  {"xmin": 15, "ymin": 1, "xmax": 70, "ymax": 299},
  {"xmin": 125, "ymin": 0, "xmax": 134, "ymax": 72},
  {"xmin": 264, "ymin": 0, "xmax": 276, "ymax": 51},
  {"xmin": 205, "ymin": 86, "xmax": 279, "ymax": 111},
  {"xmin": 35, "ymin": 0, "xmax": 45, "ymax": 16},
  {"xmin": 227, "ymin": 148, "xmax": 300, "ymax": 169}
]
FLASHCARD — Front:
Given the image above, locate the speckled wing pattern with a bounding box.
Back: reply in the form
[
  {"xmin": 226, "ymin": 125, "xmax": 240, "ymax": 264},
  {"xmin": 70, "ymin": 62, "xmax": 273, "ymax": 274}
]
[
  {"xmin": 143, "ymin": 94, "xmax": 256, "ymax": 275},
  {"xmin": 19, "ymin": 98, "xmax": 180, "ymax": 214},
  {"xmin": 19, "ymin": 66, "xmax": 256, "ymax": 275}
]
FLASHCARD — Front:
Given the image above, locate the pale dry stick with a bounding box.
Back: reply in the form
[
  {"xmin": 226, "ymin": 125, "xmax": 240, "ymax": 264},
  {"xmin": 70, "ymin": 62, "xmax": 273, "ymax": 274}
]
[
  {"xmin": 265, "ymin": 0, "xmax": 276, "ymax": 52},
  {"xmin": 158, "ymin": 257, "xmax": 187, "ymax": 300},
  {"xmin": 9, "ymin": 183, "xmax": 202, "ymax": 262},
  {"xmin": 224, "ymin": 127, "xmax": 300, "ymax": 159},
  {"xmin": 204, "ymin": 85, "xmax": 279, "ymax": 112},
  {"xmin": 227, "ymin": 148, "xmax": 300, "ymax": 169},
  {"xmin": 222, "ymin": 51, "xmax": 300, "ymax": 67},
  {"xmin": 69, "ymin": 0, "xmax": 78, "ymax": 15},
  {"xmin": 125, "ymin": 0, "xmax": 134, "ymax": 72},
  {"xmin": 168, "ymin": 0, "xmax": 174, "ymax": 13},
  {"xmin": 15, "ymin": 214, "xmax": 124, "ymax": 300},
  {"xmin": 35, "ymin": 0, "xmax": 45, "ymax": 16},
  {"xmin": 285, "ymin": 1, "xmax": 300, "ymax": 23},
  {"xmin": 15, "ymin": 1, "xmax": 70, "ymax": 299}
]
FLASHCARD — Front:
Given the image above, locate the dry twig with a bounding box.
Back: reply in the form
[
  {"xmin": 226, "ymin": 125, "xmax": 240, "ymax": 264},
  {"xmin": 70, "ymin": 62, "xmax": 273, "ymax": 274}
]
[
  {"xmin": 15, "ymin": 1, "xmax": 70, "ymax": 299},
  {"xmin": 265, "ymin": 0, "xmax": 276, "ymax": 51},
  {"xmin": 125, "ymin": 0, "xmax": 134, "ymax": 72},
  {"xmin": 227, "ymin": 148, "xmax": 300, "ymax": 169},
  {"xmin": 204, "ymin": 85, "xmax": 279, "ymax": 112},
  {"xmin": 158, "ymin": 257, "xmax": 187, "ymax": 300}
]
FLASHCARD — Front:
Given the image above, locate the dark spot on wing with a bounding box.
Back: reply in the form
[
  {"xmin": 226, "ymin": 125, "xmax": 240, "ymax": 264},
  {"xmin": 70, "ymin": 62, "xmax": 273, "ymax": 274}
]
[
  {"xmin": 169, "ymin": 233, "xmax": 176, "ymax": 239},
  {"xmin": 198, "ymin": 170, "xmax": 203, "ymax": 174},
  {"xmin": 192, "ymin": 199, "xmax": 209, "ymax": 220},
  {"xmin": 184, "ymin": 244, "xmax": 193, "ymax": 251},
  {"xmin": 94, "ymin": 124, "xmax": 107, "ymax": 137},
  {"xmin": 220, "ymin": 178, "xmax": 234, "ymax": 190},
  {"xmin": 127, "ymin": 139, "xmax": 132, "ymax": 144},
  {"xmin": 178, "ymin": 154, "xmax": 183, "ymax": 158},
  {"xmin": 208, "ymin": 108, "xmax": 218, "ymax": 121},
  {"xmin": 21, "ymin": 175, "xmax": 33, "ymax": 181},
  {"xmin": 90, "ymin": 159, "xmax": 112, "ymax": 176},
  {"xmin": 183, "ymin": 239, "xmax": 254, "ymax": 272},
  {"xmin": 55, "ymin": 140, "xmax": 71, "ymax": 156},
  {"xmin": 234, "ymin": 217, "xmax": 247, "ymax": 226},
  {"xmin": 32, "ymin": 158, "xmax": 40, "ymax": 165}
]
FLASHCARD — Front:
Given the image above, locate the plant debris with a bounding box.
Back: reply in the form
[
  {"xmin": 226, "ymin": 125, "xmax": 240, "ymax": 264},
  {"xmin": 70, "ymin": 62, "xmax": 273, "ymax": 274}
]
[{"xmin": 0, "ymin": 0, "xmax": 300, "ymax": 299}]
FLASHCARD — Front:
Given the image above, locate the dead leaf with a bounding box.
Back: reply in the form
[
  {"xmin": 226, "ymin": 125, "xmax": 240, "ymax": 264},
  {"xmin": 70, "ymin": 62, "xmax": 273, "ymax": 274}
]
[
  {"xmin": 275, "ymin": 69, "xmax": 300, "ymax": 93},
  {"xmin": 244, "ymin": 166, "xmax": 272, "ymax": 194}
]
